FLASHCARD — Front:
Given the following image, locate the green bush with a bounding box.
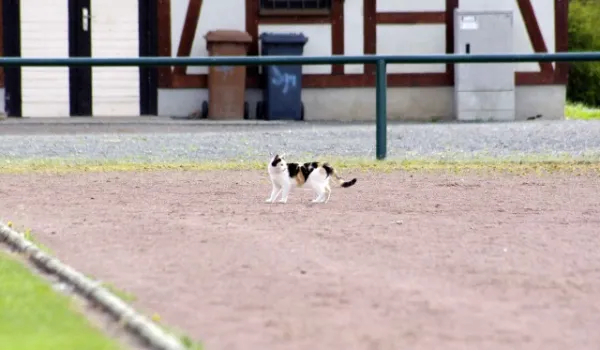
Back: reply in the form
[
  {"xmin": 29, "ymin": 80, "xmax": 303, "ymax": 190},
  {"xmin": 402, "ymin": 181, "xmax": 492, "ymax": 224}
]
[{"xmin": 567, "ymin": 0, "xmax": 600, "ymax": 106}]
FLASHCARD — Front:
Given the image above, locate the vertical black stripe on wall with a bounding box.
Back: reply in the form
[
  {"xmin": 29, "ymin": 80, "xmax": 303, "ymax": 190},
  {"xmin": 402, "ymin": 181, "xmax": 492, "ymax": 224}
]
[
  {"xmin": 68, "ymin": 0, "xmax": 92, "ymax": 116},
  {"xmin": 3, "ymin": 0, "xmax": 21, "ymax": 117},
  {"xmin": 138, "ymin": 0, "xmax": 158, "ymax": 115}
]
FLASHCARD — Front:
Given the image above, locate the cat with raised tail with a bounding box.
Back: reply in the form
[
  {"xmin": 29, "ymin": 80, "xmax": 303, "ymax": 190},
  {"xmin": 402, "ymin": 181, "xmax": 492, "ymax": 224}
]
[{"xmin": 266, "ymin": 153, "xmax": 357, "ymax": 204}]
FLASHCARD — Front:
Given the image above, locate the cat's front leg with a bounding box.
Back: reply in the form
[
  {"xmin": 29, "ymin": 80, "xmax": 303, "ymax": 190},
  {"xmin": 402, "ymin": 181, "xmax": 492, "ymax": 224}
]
[
  {"xmin": 266, "ymin": 184, "xmax": 281, "ymax": 203},
  {"xmin": 312, "ymin": 192, "xmax": 324, "ymax": 203},
  {"xmin": 323, "ymin": 185, "xmax": 332, "ymax": 203},
  {"xmin": 278, "ymin": 182, "xmax": 291, "ymax": 203}
]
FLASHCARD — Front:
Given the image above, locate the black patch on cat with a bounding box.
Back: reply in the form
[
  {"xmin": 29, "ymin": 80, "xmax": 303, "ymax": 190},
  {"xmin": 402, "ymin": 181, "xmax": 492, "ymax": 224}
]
[
  {"xmin": 287, "ymin": 162, "xmax": 301, "ymax": 178},
  {"xmin": 322, "ymin": 163, "xmax": 334, "ymax": 178},
  {"xmin": 341, "ymin": 178, "xmax": 357, "ymax": 188},
  {"xmin": 300, "ymin": 161, "xmax": 319, "ymax": 180},
  {"xmin": 303, "ymin": 161, "xmax": 320, "ymax": 170},
  {"xmin": 271, "ymin": 155, "xmax": 282, "ymax": 167}
]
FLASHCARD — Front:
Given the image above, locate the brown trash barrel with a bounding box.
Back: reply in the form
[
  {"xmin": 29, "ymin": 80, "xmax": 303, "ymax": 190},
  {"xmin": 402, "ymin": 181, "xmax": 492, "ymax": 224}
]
[{"xmin": 204, "ymin": 30, "xmax": 253, "ymax": 119}]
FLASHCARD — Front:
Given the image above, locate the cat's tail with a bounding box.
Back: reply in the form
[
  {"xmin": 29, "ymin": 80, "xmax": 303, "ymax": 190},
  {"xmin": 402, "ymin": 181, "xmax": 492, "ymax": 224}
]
[{"xmin": 323, "ymin": 163, "xmax": 357, "ymax": 188}]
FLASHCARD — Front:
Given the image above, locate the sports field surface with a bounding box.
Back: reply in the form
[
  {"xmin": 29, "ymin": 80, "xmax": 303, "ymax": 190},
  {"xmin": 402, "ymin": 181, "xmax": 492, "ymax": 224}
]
[{"xmin": 1, "ymin": 164, "xmax": 599, "ymax": 350}]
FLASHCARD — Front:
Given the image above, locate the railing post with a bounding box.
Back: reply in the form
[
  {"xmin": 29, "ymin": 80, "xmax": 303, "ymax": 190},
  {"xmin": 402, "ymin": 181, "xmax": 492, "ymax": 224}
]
[{"xmin": 375, "ymin": 59, "xmax": 387, "ymax": 160}]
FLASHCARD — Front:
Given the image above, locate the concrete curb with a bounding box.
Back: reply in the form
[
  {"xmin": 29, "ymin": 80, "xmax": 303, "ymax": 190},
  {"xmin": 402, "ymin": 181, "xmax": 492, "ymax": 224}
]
[
  {"xmin": 0, "ymin": 222, "xmax": 186, "ymax": 350},
  {"xmin": 0, "ymin": 116, "xmax": 295, "ymax": 125}
]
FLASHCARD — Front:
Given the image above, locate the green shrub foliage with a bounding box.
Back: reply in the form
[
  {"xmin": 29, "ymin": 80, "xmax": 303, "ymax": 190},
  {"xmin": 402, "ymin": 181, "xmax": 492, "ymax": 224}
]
[{"xmin": 567, "ymin": 0, "xmax": 600, "ymax": 106}]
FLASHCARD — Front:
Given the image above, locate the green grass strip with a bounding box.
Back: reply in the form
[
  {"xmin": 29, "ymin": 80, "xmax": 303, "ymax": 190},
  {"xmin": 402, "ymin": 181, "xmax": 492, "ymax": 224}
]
[
  {"xmin": 565, "ymin": 102, "xmax": 600, "ymax": 120},
  {"xmin": 0, "ymin": 251, "xmax": 122, "ymax": 350},
  {"xmin": 1, "ymin": 154, "xmax": 600, "ymax": 175}
]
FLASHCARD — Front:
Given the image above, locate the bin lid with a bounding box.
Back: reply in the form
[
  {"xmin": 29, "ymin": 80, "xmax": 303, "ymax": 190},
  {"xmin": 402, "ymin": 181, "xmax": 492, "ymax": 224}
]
[
  {"xmin": 259, "ymin": 32, "xmax": 308, "ymax": 45},
  {"xmin": 205, "ymin": 30, "xmax": 253, "ymax": 44}
]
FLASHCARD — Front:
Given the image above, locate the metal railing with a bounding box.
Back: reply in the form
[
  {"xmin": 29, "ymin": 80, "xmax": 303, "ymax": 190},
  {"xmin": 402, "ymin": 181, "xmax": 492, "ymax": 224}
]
[{"xmin": 2, "ymin": 52, "xmax": 600, "ymax": 160}]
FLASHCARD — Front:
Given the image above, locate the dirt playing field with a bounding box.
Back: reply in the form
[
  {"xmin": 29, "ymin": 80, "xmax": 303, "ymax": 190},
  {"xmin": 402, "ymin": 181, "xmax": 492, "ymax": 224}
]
[{"xmin": 1, "ymin": 169, "xmax": 599, "ymax": 350}]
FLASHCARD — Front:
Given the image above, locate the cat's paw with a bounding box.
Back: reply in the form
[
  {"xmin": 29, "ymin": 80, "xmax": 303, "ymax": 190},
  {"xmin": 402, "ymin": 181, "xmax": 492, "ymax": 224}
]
[
  {"xmin": 278, "ymin": 198, "xmax": 288, "ymax": 204},
  {"xmin": 265, "ymin": 198, "xmax": 273, "ymax": 203}
]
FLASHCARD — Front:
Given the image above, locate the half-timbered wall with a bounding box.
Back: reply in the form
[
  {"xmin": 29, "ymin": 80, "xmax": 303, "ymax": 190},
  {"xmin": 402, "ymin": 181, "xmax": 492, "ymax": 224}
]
[
  {"xmin": 157, "ymin": 0, "xmax": 568, "ymax": 120},
  {"xmin": 0, "ymin": 0, "xmax": 569, "ymax": 119},
  {"xmin": 158, "ymin": 0, "xmax": 568, "ymax": 120}
]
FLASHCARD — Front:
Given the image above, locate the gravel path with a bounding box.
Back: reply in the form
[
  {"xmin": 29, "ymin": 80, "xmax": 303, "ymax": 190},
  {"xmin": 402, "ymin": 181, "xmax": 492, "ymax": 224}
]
[{"xmin": 1, "ymin": 119, "xmax": 600, "ymax": 162}]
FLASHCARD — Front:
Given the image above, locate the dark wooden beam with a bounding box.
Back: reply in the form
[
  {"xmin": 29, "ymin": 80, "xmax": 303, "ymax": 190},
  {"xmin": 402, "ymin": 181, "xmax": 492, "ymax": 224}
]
[
  {"xmin": 376, "ymin": 11, "xmax": 446, "ymax": 24},
  {"xmin": 173, "ymin": 0, "xmax": 203, "ymax": 76},
  {"xmin": 156, "ymin": 0, "xmax": 172, "ymax": 87}
]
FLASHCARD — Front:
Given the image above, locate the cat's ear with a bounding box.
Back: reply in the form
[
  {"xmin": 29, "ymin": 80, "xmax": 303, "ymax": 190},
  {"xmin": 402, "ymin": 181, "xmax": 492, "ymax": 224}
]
[{"xmin": 280, "ymin": 153, "xmax": 286, "ymax": 159}]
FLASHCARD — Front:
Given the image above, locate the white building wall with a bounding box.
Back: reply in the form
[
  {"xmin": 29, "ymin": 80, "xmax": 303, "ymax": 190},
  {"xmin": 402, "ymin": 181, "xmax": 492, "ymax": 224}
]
[
  {"xmin": 376, "ymin": 0, "xmax": 445, "ymax": 73},
  {"xmin": 376, "ymin": 25, "xmax": 446, "ymax": 73},
  {"xmin": 377, "ymin": 0, "xmax": 446, "ymax": 12},
  {"xmin": 91, "ymin": 0, "xmax": 140, "ymax": 116},
  {"xmin": 20, "ymin": 0, "xmax": 70, "ymax": 117},
  {"xmin": 344, "ymin": 0, "xmax": 364, "ymax": 74}
]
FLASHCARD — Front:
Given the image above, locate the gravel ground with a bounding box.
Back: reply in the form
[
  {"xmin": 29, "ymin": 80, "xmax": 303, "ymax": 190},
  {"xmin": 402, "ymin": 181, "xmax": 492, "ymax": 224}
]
[{"xmin": 1, "ymin": 119, "xmax": 600, "ymax": 162}]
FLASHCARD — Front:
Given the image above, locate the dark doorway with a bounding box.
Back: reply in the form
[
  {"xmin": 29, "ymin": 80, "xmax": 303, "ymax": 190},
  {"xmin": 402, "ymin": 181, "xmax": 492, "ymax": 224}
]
[
  {"xmin": 139, "ymin": 0, "xmax": 158, "ymax": 115},
  {"xmin": 2, "ymin": 0, "xmax": 21, "ymax": 117},
  {"xmin": 68, "ymin": 0, "xmax": 92, "ymax": 116}
]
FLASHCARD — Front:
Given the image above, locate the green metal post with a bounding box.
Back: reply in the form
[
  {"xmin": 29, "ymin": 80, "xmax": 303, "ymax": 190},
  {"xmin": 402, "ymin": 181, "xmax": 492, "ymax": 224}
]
[{"xmin": 375, "ymin": 59, "xmax": 387, "ymax": 160}]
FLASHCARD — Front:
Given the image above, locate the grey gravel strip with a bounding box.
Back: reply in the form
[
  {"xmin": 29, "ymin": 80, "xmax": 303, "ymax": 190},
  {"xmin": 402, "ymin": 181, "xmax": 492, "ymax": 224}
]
[
  {"xmin": 3, "ymin": 120, "xmax": 600, "ymax": 162},
  {"xmin": 0, "ymin": 222, "xmax": 186, "ymax": 350}
]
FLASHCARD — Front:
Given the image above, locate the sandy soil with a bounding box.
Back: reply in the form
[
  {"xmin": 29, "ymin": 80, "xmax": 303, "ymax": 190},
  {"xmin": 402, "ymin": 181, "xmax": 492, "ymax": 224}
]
[{"xmin": 1, "ymin": 169, "xmax": 599, "ymax": 350}]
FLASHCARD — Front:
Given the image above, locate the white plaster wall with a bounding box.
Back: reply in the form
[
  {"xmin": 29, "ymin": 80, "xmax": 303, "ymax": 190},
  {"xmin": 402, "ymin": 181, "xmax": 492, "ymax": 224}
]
[
  {"xmin": 257, "ymin": 24, "xmax": 332, "ymax": 75},
  {"xmin": 91, "ymin": 0, "xmax": 140, "ymax": 116},
  {"xmin": 171, "ymin": 0, "xmax": 246, "ymax": 75},
  {"xmin": 377, "ymin": 0, "xmax": 445, "ymax": 12},
  {"xmin": 159, "ymin": 85, "xmax": 565, "ymax": 121},
  {"xmin": 303, "ymin": 86, "xmax": 564, "ymax": 121},
  {"xmin": 458, "ymin": 0, "xmax": 556, "ymax": 71},
  {"xmin": 376, "ymin": 25, "xmax": 446, "ymax": 73},
  {"xmin": 20, "ymin": 0, "xmax": 69, "ymax": 117},
  {"xmin": 344, "ymin": 0, "xmax": 364, "ymax": 74},
  {"xmin": 159, "ymin": 87, "xmax": 261, "ymax": 118}
]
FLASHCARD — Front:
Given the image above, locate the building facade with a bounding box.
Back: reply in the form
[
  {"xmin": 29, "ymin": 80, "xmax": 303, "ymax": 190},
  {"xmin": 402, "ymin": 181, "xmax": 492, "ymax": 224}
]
[{"xmin": 0, "ymin": 0, "xmax": 569, "ymax": 120}]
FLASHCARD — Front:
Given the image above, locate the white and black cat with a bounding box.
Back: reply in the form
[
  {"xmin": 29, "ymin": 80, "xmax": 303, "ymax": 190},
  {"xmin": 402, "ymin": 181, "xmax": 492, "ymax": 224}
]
[{"xmin": 266, "ymin": 154, "xmax": 357, "ymax": 204}]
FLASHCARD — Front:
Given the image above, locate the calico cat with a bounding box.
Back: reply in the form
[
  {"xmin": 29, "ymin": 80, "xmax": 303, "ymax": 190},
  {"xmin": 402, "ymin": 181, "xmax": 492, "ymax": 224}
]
[{"xmin": 266, "ymin": 154, "xmax": 357, "ymax": 204}]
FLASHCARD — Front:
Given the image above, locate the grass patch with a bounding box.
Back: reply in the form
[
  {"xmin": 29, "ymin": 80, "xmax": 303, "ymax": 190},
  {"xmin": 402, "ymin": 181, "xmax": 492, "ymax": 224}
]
[
  {"xmin": 1, "ymin": 154, "xmax": 600, "ymax": 176},
  {"xmin": 565, "ymin": 101, "xmax": 600, "ymax": 120},
  {"xmin": 0, "ymin": 251, "xmax": 122, "ymax": 350},
  {"xmin": 2, "ymin": 220, "xmax": 202, "ymax": 349}
]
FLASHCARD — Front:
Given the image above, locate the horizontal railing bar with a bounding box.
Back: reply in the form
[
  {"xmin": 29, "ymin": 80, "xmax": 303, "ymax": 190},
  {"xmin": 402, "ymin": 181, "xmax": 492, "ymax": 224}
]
[{"xmin": 0, "ymin": 52, "xmax": 600, "ymax": 67}]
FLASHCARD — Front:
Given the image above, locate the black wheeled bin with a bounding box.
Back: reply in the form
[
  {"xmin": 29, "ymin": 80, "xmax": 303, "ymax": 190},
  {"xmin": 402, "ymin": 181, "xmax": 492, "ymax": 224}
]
[{"xmin": 256, "ymin": 33, "xmax": 308, "ymax": 121}]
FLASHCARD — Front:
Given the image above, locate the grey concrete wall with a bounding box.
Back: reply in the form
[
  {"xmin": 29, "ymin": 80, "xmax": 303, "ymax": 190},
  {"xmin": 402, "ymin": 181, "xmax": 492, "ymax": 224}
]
[
  {"xmin": 0, "ymin": 88, "xmax": 5, "ymax": 116},
  {"xmin": 158, "ymin": 85, "xmax": 566, "ymax": 122}
]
